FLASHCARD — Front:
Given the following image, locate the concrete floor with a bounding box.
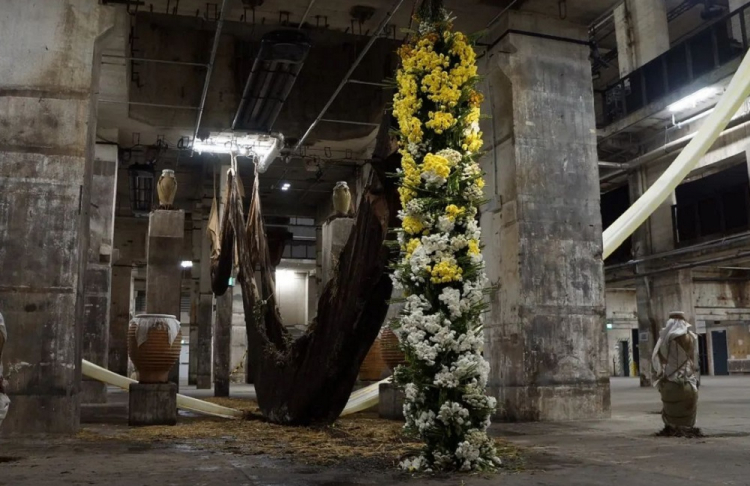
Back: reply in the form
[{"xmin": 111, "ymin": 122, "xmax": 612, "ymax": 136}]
[{"xmin": 2, "ymin": 377, "xmax": 750, "ymax": 485}]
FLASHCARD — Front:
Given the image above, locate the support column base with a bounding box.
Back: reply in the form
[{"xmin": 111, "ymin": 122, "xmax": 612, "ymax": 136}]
[
  {"xmin": 0, "ymin": 394, "xmax": 79, "ymax": 436},
  {"xmin": 80, "ymin": 379, "xmax": 108, "ymax": 404},
  {"xmin": 490, "ymin": 381, "xmax": 611, "ymax": 421},
  {"xmin": 128, "ymin": 383, "xmax": 177, "ymax": 426},
  {"xmin": 378, "ymin": 382, "xmax": 404, "ymax": 420}
]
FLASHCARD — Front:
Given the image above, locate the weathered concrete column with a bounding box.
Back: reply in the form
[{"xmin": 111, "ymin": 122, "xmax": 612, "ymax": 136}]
[
  {"xmin": 80, "ymin": 143, "xmax": 119, "ymax": 403},
  {"xmin": 213, "ymin": 286, "xmax": 232, "ymax": 396},
  {"xmin": 145, "ymin": 210, "xmax": 185, "ymax": 386},
  {"xmin": 730, "ymin": 0, "xmax": 750, "ymax": 43},
  {"xmin": 196, "ymin": 214, "xmax": 214, "ymax": 389},
  {"xmin": 614, "ymin": 0, "xmax": 670, "ymax": 76},
  {"xmin": 628, "ymin": 165, "xmax": 685, "ymax": 386},
  {"xmin": 0, "ymin": 0, "xmax": 113, "ymax": 435},
  {"xmin": 109, "ymin": 265, "xmax": 133, "ymax": 375},
  {"xmin": 481, "ymin": 12, "xmax": 610, "ymax": 421},
  {"xmin": 187, "ymin": 210, "xmax": 203, "ymax": 385}
]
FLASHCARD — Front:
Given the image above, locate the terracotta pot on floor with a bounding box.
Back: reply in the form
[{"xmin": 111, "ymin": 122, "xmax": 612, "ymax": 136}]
[
  {"xmin": 358, "ymin": 338, "xmax": 386, "ymax": 381},
  {"xmin": 380, "ymin": 328, "xmax": 406, "ymax": 371},
  {"xmin": 128, "ymin": 314, "xmax": 182, "ymax": 383}
]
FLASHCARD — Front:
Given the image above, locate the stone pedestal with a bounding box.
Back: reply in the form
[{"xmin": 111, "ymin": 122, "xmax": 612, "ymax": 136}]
[
  {"xmin": 378, "ymin": 382, "xmax": 404, "ymax": 421},
  {"xmin": 145, "ymin": 210, "xmax": 185, "ymax": 387},
  {"xmin": 321, "ymin": 218, "xmax": 355, "ymax": 287},
  {"xmin": 128, "ymin": 383, "xmax": 177, "ymax": 426},
  {"xmin": 482, "ymin": 12, "xmax": 610, "ymax": 421},
  {"xmin": 0, "ymin": 0, "xmax": 114, "ymax": 436}
]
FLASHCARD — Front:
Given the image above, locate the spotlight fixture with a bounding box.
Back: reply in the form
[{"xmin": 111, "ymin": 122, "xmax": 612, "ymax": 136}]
[
  {"xmin": 180, "ymin": 260, "xmax": 194, "ymax": 268},
  {"xmin": 281, "ymin": 182, "xmax": 291, "ymax": 191}
]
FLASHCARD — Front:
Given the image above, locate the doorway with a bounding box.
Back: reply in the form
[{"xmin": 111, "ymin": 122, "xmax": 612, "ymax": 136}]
[
  {"xmin": 698, "ymin": 333, "xmax": 709, "ymax": 374},
  {"xmin": 620, "ymin": 340, "xmax": 630, "ymax": 377},
  {"xmin": 711, "ymin": 330, "xmax": 729, "ymax": 375}
]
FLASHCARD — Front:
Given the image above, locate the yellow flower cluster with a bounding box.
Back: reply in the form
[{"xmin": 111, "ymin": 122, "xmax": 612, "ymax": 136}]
[
  {"xmin": 463, "ymin": 130, "xmax": 483, "ymax": 153},
  {"xmin": 422, "ymin": 153, "xmax": 452, "ymax": 180},
  {"xmin": 430, "ymin": 260, "xmax": 463, "ymax": 284},
  {"xmin": 422, "ymin": 68, "xmax": 461, "ymax": 108},
  {"xmin": 399, "ymin": 151, "xmax": 422, "ymax": 205},
  {"xmin": 405, "ymin": 238, "xmax": 421, "ymax": 258},
  {"xmin": 445, "ymin": 204, "xmax": 465, "ymax": 222},
  {"xmin": 402, "ymin": 215, "xmax": 425, "ymax": 235},
  {"xmin": 426, "ymin": 111, "xmax": 456, "ymax": 134}
]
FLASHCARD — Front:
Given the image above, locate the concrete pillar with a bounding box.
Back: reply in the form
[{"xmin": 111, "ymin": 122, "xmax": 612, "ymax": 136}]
[
  {"xmin": 614, "ymin": 0, "xmax": 670, "ymax": 76},
  {"xmin": 730, "ymin": 0, "xmax": 750, "ymax": 44},
  {"xmin": 80, "ymin": 143, "xmax": 119, "ymax": 403},
  {"xmin": 213, "ymin": 286, "xmax": 232, "ymax": 396},
  {"xmin": 0, "ymin": 0, "xmax": 113, "ymax": 435},
  {"xmin": 188, "ymin": 279, "xmax": 199, "ymax": 385},
  {"xmin": 321, "ymin": 218, "xmax": 355, "ymax": 287},
  {"xmin": 481, "ymin": 12, "xmax": 610, "ymax": 421},
  {"xmin": 196, "ymin": 214, "xmax": 213, "ymax": 389},
  {"xmin": 145, "ymin": 210, "xmax": 185, "ymax": 386},
  {"xmin": 109, "ymin": 265, "xmax": 133, "ymax": 375},
  {"xmin": 187, "ymin": 211, "xmax": 203, "ymax": 385},
  {"xmin": 230, "ymin": 284, "xmax": 247, "ymax": 384},
  {"xmin": 635, "ymin": 270, "xmax": 695, "ymax": 386}
]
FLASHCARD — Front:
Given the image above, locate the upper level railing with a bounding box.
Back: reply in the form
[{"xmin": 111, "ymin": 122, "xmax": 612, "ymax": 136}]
[{"xmin": 598, "ymin": 4, "xmax": 750, "ymax": 128}]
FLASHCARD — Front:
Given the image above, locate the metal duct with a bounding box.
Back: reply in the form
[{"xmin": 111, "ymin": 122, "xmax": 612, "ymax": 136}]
[{"xmin": 232, "ymin": 30, "xmax": 311, "ymax": 132}]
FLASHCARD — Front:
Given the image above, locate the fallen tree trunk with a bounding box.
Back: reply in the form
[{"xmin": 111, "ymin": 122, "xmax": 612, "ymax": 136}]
[{"xmin": 214, "ymin": 147, "xmax": 400, "ymax": 424}]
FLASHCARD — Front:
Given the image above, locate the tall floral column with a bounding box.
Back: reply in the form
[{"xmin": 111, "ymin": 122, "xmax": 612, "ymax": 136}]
[{"xmin": 391, "ymin": 1, "xmax": 499, "ymax": 473}]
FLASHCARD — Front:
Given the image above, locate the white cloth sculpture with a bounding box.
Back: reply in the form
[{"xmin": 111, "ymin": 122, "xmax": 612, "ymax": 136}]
[{"xmin": 651, "ymin": 311, "xmax": 699, "ymax": 429}]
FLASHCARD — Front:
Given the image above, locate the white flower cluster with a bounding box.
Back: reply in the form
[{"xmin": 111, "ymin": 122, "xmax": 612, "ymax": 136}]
[{"xmin": 392, "ymin": 137, "xmax": 498, "ymax": 473}]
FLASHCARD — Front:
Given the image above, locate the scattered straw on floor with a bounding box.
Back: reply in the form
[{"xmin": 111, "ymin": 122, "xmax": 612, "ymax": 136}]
[{"xmin": 78, "ymin": 398, "xmax": 522, "ymax": 471}]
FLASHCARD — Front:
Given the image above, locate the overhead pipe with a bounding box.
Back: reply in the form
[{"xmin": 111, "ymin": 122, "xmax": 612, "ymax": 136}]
[
  {"xmin": 602, "ymin": 49, "xmax": 750, "ymax": 259},
  {"xmin": 605, "ymin": 231, "xmax": 750, "ymax": 272},
  {"xmin": 292, "ymin": 0, "xmax": 406, "ymax": 153},
  {"xmin": 600, "ymin": 111, "xmax": 750, "ymax": 184},
  {"xmin": 606, "ymin": 250, "xmax": 750, "ymax": 284},
  {"xmin": 192, "ymin": 0, "xmax": 229, "ymax": 148}
]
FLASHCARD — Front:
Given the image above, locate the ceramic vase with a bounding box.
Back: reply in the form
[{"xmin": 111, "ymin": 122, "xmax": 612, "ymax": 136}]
[{"xmin": 127, "ymin": 314, "xmax": 182, "ymax": 383}]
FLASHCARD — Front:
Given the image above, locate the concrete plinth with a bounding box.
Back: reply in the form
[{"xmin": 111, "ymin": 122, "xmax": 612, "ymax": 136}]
[
  {"xmin": 378, "ymin": 382, "xmax": 404, "ymax": 420},
  {"xmin": 321, "ymin": 218, "xmax": 355, "ymax": 287},
  {"xmin": 0, "ymin": 0, "xmax": 114, "ymax": 435},
  {"xmin": 145, "ymin": 210, "xmax": 185, "ymax": 388},
  {"xmin": 128, "ymin": 383, "xmax": 177, "ymax": 426},
  {"xmin": 482, "ymin": 12, "xmax": 610, "ymax": 421}
]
